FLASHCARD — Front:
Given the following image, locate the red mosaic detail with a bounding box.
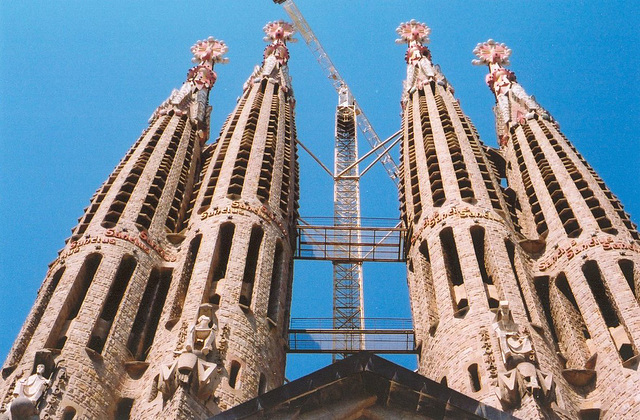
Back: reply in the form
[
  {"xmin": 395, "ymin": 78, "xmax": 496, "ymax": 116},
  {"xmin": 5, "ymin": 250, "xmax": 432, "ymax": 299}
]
[
  {"xmin": 472, "ymin": 39, "xmax": 511, "ymax": 66},
  {"xmin": 191, "ymin": 37, "xmax": 228, "ymax": 64}
]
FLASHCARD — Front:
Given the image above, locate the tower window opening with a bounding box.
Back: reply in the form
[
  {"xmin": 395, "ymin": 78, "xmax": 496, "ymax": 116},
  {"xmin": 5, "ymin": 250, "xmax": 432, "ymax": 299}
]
[
  {"xmin": 583, "ymin": 260, "xmax": 637, "ymax": 362},
  {"xmin": 115, "ymin": 398, "xmax": 134, "ymax": 420},
  {"xmin": 257, "ymin": 95, "xmax": 279, "ymax": 204},
  {"xmin": 439, "ymin": 228, "xmax": 468, "ymax": 316},
  {"xmin": 418, "ymin": 240, "xmax": 438, "ymax": 333},
  {"xmin": 258, "ymin": 373, "xmax": 267, "ymax": 395},
  {"xmin": 136, "ymin": 115, "xmax": 187, "ymax": 231},
  {"xmin": 167, "ymin": 126, "xmax": 197, "ymax": 232},
  {"xmin": 199, "ymin": 97, "xmax": 248, "ymax": 212},
  {"xmin": 127, "ymin": 267, "xmax": 172, "ymax": 361},
  {"xmin": 533, "ymin": 276, "xmax": 560, "ymax": 344},
  {"xmin": 206, "ymin": 223, "xmax": 235, "ymax": 305},
  {"xmin": 229, "ymin": 361, "xmax": 241, "ymax": 389},
  {"xmin": 167, "ymin": 235, "xmax": 202, "ymax": 327},
  {"xmin": 88, "ymin": 255, "xmax": 136, "ymax": 354},
  {"xmin": 555, "ymin": 273, "xmax": 591, "ymax": 340},
  {"xmin": 267, "ymin": 241, "xmax": 284, "ymax": 324},
  {"xmin": 47, "ymin": 254, "xmax": 102, "ymax": 350},
  {"xmin": 419, "ymin": 93, "xmax": 445, "ymax": 207},
  {"xmin": 62, "ymin": 407, "xmax": 76, "ymax": 420},
  {"xmin": 512, "ymin": 134, "xmax": 548, "ymax": 236},
  {"xmin": 619, "ymin": 259, "xmax": 637, "ymax": 299},
  {"xmin": 279, "ymin": 103, "xmax": 294, "ymax": 216},
  {"xmin": 505, "ymin": 240, "xmax": 531, "ymax": 321},
  {"xmin": 228, "ymin": 91, "xmax": 264, "ymax": 199},
  {"xmin": 468, "ymin": 363, "xmax": 481, "ymax": 392},
  {"xmin": 239, "ymin": 226, "xmax": 264, "ymax": 309},
  {"xmin": 471, "ymin": 226, "xmax": 499, "ymax": 309},
  {"xmin": 523, "ymin": 122, "xmax": 581, "ymax": 237},
  {"xmin": 435, "ymin": 93, "xmax": 474, "ymax": 202},
  {"xmin": 405, "ymin": 101, "xmax": 422, "ymax": 221}
]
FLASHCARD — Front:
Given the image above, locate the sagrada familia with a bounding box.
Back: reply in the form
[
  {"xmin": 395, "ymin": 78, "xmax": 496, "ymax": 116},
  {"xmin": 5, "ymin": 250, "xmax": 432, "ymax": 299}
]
[{"xmin": 1, "ymin": 15, "xmax": 639, "ymax": 420}]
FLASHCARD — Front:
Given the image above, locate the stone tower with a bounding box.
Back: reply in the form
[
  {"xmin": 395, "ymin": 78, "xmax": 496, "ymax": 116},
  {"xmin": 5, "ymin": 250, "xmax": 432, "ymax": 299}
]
[
  {"xmin": 397, "ymin": 21, "xmax": 583, "ymax": 419},
  {"xmin": 1, "ymin": 21, "xmax": 299, "ymax": 420},
  {"xmin": 473, "ymin": 39, "xmax": 640, "ymax": 418},
  {"xmin": 153, "ymin": 20, "xmax": 299, "ymax": 416},
  {"xmin": 1, "ymin": 34, "xmax": 227, "ymax": 419}
]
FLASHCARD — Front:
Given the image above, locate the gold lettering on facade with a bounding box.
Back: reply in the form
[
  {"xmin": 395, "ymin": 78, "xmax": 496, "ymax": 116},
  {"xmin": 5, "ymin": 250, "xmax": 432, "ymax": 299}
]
[
  {"xmin": 200, "ymin": 202, "xmax": 288, "ymax": 236},
  {"xmin": 538, "ymin": 236, "xmax": 640, "ymax": 270},
  {"xmin": 411, "ymin": 206, "xmax": 503, "ymax": 244},
  {"xmin": 51, "ymin": 230, "xmax": 176, "ymax": 269}
]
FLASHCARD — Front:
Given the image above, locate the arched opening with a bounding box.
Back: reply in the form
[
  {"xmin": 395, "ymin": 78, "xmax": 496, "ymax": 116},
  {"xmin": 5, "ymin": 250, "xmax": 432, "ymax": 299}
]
[
  {"xmin": 239, "ymin": 226, "xmax": 264, "ymax": 310},
  {"xmin": 47, "ymin": 254, "xmax": 102, "ymax": 350},
  {"xmin": 206, "ymin": 223, "xmax": 235, "ymax": 305},
  {"xmin": 229, "ymin": 361, "xmax": 241, "ymax": 389},
  {"xmin": 88, "ymin": 255, "xmax": 136, "ymax": 353},
  {"xmin": 468, "ymin": 363, "xmax": 481, "ymax": 392}
]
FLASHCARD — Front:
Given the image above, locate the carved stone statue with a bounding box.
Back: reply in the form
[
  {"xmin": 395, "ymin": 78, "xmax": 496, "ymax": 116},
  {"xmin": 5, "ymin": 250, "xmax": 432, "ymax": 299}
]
[
  {"xmin": 13, "ymin": 365, "xmax": 50, "ymax": 405},
  {"xmin": 153, "ymin": 316, "xmax": 222, "ymax": 403},
  {"xmin": 185, "ymin": 315, "xmax": 217, "ymax": 356},
  {"xmin": 492, "ymin": 301, "xmax": 555, "ymax": 407},
  {"xmin": 158, "ymin": 352, "xmax": 219, "ymax": 402}
]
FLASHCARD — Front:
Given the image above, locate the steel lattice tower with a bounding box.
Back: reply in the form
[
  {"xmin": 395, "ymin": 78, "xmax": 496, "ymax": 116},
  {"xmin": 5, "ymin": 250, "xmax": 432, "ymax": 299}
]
[{"xmin": 332, "ymin": 87, "xmax": 365, "ymax": 359}]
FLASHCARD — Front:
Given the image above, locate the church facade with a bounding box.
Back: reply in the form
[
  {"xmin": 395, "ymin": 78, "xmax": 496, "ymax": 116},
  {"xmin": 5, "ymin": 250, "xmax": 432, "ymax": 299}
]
[{"xmin": 1, "ymin": 17, "xmax": 639, "ymax": 420}]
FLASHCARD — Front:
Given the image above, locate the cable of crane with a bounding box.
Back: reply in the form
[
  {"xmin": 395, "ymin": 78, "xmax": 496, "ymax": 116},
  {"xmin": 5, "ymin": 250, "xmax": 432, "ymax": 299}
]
[{"xmin": 276, "ymin": 0, "xmax": 400, "ymax": 185}]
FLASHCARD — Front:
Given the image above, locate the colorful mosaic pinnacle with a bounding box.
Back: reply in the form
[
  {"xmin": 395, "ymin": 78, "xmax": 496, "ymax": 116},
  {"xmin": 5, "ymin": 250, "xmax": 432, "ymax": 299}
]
[
  {"xmin": 472, "ymin": 39, "xmax": 512, "ymax": 66},
  {"xmin": 262, "ymin": 21, "xmax": 296, "ymax": 65},
  {"xmin": 395, "ymin": 20, "xmax": 431, "ymax": 44},
  {"xmin": 396, "ymin": 20, "xmax": 432, "ymax": 65},
  {"xmin": 263, "ymin": 20, "xmax": 296, "ymax": 43},
  {"xmin": 190, "ymin": 37, "xmax": 229, "ymax": 64},
  {"xmin": 188, "ymin": 37, "xmax": 228, "ymax": 90}
]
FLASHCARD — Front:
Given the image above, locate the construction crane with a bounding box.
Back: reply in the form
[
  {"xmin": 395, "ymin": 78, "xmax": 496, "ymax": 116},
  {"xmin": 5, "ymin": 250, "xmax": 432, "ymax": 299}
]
[
  {"xmin": 274, "ymin": 0, "xmax": 402, "ymax": 359},
  {"xmin": 274, "ymin": 0, "xmax": 400, "ymax": 185}
]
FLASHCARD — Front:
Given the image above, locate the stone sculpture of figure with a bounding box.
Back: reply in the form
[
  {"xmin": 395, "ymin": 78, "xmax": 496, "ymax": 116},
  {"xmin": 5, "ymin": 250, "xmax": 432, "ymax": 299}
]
[
  {"xmin": 13, "ymin": 364, "xmax": 50, "ymax": 405},
  {"xmin": 185, "ymin": 315, "xmax": 217, "ymax": 356},
  {"xmin": 492, "ymin": 301, "xmax": 555, "ymax": 407},
  {"xmin": 492, "ymin": 302, "xmax": 534, "ymax": 368}
]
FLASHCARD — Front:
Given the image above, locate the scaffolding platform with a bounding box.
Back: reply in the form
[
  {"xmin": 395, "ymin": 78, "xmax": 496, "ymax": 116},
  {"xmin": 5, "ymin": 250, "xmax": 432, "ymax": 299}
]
[
  {"xmin": 288, "ymin": 318, "xmax": 416, "ymax": 354},
  {"xmin": 294, "ymin": 218, "xmax": 406, "ymax": 262}
]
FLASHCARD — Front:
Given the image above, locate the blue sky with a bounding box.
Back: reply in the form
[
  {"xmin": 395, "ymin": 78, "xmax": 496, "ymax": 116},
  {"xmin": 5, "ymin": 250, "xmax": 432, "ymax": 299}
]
[{"xmin": 1, "ymin": 1, "xmax": 638, "ymax": 381}]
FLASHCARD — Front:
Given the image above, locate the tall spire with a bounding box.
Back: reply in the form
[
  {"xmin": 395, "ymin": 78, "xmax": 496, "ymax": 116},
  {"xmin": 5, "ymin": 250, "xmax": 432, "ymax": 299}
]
[
  {"xmin": 396, "ymin": 20, "xmax": 438, "ymax": 100},
  {"xmin": 472, "ymin": 40, "xmax": 542, "ymax": 146},
  {"xmin": 151, "ymin": 37, "xmax": 228, "ymax": 139},
  {"xmin": 150, "ymin": 21, "xmax": 300, "ymax": 417},
  {"xmin": 1, "ymin": 36, "xmax": 228, "ymax": 419},
  {"xmin": 397, "ymin": 23, "xmax": 570, "ymax": 418}
]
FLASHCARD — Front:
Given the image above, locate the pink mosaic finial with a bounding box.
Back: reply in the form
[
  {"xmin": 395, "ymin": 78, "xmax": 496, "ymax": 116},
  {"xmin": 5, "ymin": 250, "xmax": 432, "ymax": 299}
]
[
  {"xmin": 395, "ymin": 20, "xmax": 431, "ymax": 44},
  {"xmin": 191, "ymin": 37, "xmax": 229, "ymax": 65},
  {"xmin": 187, "ymin": 65, "xmax": 217, "ymax": 90},
  {"xmin": 187, "ymin": 37, "xmax": 227, "ymax": 90},
  {"xmin": 263, "ymin": 21, "xmax": 296, "ymax": 43},
  {"xmin": 472, "ymin": 39, "xmax": 511, "ymax": 66},
  {"xmin": 262, "ymin": 21, "xmax": 296, "ymax": 66}
]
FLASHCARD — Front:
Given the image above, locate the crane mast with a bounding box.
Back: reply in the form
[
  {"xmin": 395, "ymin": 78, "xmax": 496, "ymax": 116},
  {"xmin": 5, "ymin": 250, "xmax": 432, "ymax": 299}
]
[{"xmin": 275, "ymin": 0, "xmax": 400, "ymax": 358}]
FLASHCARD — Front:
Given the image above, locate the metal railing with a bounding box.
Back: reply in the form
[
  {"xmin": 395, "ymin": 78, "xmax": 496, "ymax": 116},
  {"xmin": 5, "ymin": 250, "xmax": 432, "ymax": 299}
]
[
  {"xmin": 295, "ymin": 218, "xmax": 406, "ymax": 262},
  {"xmin": 288, "ymin": 318, "xmax": 416, "ymax": 354}
]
